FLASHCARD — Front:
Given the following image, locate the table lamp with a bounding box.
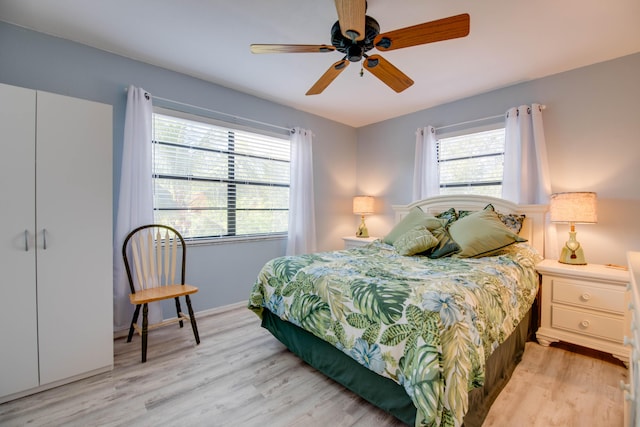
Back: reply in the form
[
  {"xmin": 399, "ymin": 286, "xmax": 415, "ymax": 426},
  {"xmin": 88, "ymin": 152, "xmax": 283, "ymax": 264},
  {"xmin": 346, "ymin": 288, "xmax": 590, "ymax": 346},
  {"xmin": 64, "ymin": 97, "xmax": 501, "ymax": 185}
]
[
  {"xmin": 549, "ymin": 192, "xmax": 597, "ymax": 265},
  {"xmin": 353, "ymin": 196, "xmax": 375, "ymax": 238}
]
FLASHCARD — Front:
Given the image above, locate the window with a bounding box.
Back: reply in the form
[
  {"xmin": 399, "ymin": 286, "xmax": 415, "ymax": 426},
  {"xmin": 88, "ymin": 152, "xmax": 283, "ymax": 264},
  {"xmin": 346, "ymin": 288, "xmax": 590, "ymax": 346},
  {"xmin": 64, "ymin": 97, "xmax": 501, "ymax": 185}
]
[
  {"xmin": 437, "ymin": 127, "xmax": 505, "ymax": 198},
  {"xmin": 152, "ymin": 110, "xmax": 290, "ymax": 241}
]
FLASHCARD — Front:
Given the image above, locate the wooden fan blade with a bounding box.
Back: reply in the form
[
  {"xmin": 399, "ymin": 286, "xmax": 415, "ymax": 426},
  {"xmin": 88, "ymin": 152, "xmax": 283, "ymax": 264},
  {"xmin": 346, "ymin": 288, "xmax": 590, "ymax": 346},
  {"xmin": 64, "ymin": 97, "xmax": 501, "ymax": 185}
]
[
  {"xmin": 306, "ymin": 59, "xmax": 350, "ymax": 95},
  {"xmin": 334, "ymin": 0, "xmax": 366, "ymax": 41},
  {"xmin": 374, "ymin": 13, "xmax": 470, "ymax": 51},
  {"xmin": 363, "ymin": 55, "xmax": 414, "ymax": 93},
  {"xmin": 250, "ymin": 44, "xmax": 336, "ymax": 54}
]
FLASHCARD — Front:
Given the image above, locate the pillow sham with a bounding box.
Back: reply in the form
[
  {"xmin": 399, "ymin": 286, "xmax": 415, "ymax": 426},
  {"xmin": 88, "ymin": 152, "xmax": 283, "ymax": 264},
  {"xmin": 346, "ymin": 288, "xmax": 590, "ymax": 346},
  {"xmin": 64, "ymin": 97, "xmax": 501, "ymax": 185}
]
[
  {"xmin": 393, "ymin": 226, "xmax": 439, "ymax": 256},
  {"xmin": 383, "ymin": 207, "xmax": 445, "ymax": 245},
  {"xmin": 449, "ymin": 207, "xmax": 527, "ymax": 258}
]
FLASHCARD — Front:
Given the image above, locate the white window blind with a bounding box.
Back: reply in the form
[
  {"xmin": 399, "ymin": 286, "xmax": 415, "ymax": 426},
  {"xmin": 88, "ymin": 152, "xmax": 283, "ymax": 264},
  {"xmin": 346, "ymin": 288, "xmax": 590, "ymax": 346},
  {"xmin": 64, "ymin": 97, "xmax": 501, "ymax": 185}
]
[
  {"xmin": 152, "ymin": 112, "xmax": 290, "ymax": 240},
  {"xmin": 437, "ymin": 127, "xmax": 505, "ymax": 197}
]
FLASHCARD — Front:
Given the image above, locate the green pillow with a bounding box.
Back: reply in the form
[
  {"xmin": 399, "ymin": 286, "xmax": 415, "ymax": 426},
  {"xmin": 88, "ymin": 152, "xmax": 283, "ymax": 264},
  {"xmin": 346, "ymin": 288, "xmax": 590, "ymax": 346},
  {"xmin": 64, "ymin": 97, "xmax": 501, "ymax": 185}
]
[
  {"xmin": 449, "ymin": 208, "xmax": 527, "ymax": 258},
  {"xmin": 458, "ymin": 204, "xmax": 525, "ymax": 234},
  {"xmin": 424, "ymin": 226, "xmax": 461, "ymax": 258},
  {"xmin": 393, "ymin": 226, "xmax": 439, "ymax": 256},
  {"xmin": 383, "ymin": 207, "xmax": 445, "ymax": 245}
]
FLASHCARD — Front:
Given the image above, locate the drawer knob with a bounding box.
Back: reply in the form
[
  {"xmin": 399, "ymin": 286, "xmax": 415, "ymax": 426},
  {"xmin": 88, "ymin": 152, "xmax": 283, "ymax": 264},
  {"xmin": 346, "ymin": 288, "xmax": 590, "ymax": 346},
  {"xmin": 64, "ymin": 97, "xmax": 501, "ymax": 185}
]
[
  {"xmin": 624, "ymin": 336, "xmax": 635, "ymax": 347},
  {"xmin": 580, "ymin": 320, "xmax": 590, "ymax": 328},
  {"xmin": 620, "ymin": 380, "xmax": 631, "ymax": 391},
  {"xmin": 624, "ymin": 391, "xmax": 635, "ymax": 402},
  {"xmin": 580, "ymin": 293, "xmax": 591, "ymax": 302}
]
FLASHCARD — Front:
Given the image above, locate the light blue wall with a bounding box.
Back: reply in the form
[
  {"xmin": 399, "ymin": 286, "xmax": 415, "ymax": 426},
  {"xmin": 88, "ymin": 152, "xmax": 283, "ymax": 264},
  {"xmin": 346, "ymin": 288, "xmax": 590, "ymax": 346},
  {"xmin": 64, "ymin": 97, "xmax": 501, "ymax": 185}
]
[
  {"xmin": 0, "ymin": 21, "xmax": 358, "ymax": 316},
  {"xmin": 356, "ymin": 53, "xmax": 640, "ymax": 266},
  {"xmin": 3, "ymin": 18, "xmax": 639, "ymax": 314}
]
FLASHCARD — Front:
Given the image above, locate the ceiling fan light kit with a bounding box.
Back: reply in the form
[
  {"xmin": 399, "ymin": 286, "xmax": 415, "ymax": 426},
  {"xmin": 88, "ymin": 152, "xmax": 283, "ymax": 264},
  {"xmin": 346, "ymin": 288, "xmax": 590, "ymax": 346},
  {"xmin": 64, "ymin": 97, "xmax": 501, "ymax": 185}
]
[{"xmin": 250, "ymin": 0, "xmax": 470, "ymax": 95}]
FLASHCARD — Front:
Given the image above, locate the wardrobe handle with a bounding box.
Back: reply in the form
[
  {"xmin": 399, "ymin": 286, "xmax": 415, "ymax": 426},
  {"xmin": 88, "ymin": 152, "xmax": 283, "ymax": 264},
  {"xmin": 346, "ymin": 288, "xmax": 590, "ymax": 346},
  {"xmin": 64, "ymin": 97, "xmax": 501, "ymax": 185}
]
[
  {"xmin": 25, "ymin": 230, "xmax": 29, "ymax": 251},
  {"xmin": 42, "ymin": 228, "xmax": 47, "ymax": 250}
]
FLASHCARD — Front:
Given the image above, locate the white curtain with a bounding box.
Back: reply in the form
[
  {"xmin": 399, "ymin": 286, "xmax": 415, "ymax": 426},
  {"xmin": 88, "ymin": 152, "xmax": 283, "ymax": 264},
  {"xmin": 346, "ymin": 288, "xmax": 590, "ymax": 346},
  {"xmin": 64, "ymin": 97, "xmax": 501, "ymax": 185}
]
[
  {"xmin": 502, "ymin": 104, "xmax": 551, "ymax": 204},
  {"xmin": 113, "ymin": 85, "xmax": 160, "ymax": 331},
  {"xmin": 413, "ymin": 126, "xmax": 439, "ymax": 201},
  {"xmin": 502, "ymin": 103, "xmax": 556, "ymax": 258},
  {"xmin": 286, "ymin": 127, "xmax": 317, "ymax": 255}
]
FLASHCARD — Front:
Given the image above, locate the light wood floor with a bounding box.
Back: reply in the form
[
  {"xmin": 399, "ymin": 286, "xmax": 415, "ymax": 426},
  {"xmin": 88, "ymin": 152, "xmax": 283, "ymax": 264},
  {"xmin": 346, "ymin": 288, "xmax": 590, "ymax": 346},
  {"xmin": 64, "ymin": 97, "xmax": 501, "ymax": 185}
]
[{"xmin": 0, "ymin": 304, "xmax": 628, "ymax": 427}]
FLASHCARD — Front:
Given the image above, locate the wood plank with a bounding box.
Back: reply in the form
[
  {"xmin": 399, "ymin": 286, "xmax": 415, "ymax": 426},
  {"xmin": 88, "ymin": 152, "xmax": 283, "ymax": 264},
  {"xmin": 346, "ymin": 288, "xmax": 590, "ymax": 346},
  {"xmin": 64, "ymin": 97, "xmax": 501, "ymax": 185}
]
[{"xmin": 0, "ymin": 306, "xmax": 628, "ymax": 426}]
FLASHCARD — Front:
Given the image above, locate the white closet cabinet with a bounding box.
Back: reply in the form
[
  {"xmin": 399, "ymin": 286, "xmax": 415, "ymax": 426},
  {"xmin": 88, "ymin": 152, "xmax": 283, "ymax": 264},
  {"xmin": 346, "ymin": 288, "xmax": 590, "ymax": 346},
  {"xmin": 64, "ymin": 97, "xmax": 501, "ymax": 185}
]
[{"xmin": 0, "ymin": 83, "xmax": 113, "ymax": 402}]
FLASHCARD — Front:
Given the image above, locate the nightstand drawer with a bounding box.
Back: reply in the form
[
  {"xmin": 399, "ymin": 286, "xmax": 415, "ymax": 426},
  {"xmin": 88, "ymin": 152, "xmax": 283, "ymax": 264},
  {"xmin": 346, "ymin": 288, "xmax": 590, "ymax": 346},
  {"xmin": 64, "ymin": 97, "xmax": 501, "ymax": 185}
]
[
  {"xmin": 551, "ymin": 305, "xmax": 624, "ymax": 343},
  {"xmin": 552, "ymin": 278, "xmax": 626, "ymax": 314}
]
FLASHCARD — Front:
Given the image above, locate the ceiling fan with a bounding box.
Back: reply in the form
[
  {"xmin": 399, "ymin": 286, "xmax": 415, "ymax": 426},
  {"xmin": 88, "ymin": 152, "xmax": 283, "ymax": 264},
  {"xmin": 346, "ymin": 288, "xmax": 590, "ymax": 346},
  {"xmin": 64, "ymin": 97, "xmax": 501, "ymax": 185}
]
[{"xmin": 250, "ymin": 0, "xmax": 470, "ymax": 95}]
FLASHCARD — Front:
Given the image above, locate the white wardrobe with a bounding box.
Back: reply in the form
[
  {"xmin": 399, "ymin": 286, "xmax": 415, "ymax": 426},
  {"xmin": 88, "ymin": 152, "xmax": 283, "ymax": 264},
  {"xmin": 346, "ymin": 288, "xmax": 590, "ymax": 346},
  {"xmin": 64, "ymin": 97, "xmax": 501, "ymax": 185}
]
[{"xmin": 0, "ymin": 83, "xmax": 113, "ymax": 402}]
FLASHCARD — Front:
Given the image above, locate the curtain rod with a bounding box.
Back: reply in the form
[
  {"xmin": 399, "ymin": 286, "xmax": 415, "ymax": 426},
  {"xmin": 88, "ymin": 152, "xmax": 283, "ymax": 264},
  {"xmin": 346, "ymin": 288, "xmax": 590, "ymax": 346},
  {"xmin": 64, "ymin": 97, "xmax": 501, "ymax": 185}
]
[
  {"xmin": 153, "ymin": 95, "xmax": 294, "ymax": 133},
  {"xmin": 434, "ymin": 104, "xmax": 547, "ymax": 132},
  {"xmin": 125, "ymin": 88, "xmax": 293, "ymax": 133}
]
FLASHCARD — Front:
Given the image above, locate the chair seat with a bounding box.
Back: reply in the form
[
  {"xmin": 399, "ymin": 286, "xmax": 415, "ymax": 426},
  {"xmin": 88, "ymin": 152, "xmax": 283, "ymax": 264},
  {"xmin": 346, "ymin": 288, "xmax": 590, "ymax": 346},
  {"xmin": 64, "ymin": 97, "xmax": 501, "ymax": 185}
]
[{"xmin": 129, "ymin": 284, "xmax": 199, "ymax": 305}]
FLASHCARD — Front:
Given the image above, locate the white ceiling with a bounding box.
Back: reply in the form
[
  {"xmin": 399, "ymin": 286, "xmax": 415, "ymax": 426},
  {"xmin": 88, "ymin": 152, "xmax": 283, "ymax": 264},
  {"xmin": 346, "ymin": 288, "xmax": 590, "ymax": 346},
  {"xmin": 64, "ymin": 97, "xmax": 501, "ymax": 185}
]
[{"xmin": 2, "ymin": 0, "xmax": 639, "ymax": 127}]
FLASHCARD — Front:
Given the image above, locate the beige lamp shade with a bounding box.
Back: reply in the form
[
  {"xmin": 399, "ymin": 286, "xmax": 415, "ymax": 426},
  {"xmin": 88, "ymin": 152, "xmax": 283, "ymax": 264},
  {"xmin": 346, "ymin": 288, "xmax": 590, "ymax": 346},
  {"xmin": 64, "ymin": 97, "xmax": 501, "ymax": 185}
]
[
  {"xmin": 549, "ymin": 192, "xmax": 597, "ymax": 224},
  {"xmin": 353, "ymin": 196, "xmax": 375, "ymax": 215}
]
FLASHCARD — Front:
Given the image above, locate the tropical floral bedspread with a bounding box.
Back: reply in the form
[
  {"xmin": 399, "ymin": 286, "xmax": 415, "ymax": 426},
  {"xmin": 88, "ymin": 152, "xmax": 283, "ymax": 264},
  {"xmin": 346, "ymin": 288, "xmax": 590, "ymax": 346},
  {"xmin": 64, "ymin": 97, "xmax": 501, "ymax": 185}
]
[{"xmin": 248, "ymin": 241, "xmax": 541, "ymax": 427}]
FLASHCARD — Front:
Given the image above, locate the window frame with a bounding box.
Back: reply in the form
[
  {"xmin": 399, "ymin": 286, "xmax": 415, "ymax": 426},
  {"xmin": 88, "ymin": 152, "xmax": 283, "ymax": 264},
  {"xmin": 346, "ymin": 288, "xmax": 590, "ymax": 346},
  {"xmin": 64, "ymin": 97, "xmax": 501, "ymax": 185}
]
[
  {"xmin": 152, "ymin": 107, "xmax": 291, "ymax": 246},
  {"xmin": 435, "ymin": 122, "xmax": 506, "ymax": 198}
]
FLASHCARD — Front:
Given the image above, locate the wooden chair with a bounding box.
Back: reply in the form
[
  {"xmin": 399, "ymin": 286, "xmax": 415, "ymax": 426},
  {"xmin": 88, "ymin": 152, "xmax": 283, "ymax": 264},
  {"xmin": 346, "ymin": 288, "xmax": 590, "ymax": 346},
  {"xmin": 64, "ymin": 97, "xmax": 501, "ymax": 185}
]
[{"xmin": 122, "ymin": 224, "xmax": 200, "ymax": 362}]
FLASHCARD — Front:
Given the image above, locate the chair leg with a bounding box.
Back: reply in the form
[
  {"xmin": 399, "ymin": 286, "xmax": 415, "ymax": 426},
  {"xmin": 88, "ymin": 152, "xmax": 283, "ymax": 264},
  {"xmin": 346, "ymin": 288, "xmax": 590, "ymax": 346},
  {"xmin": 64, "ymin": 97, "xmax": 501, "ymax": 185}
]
[
  {"xmin": 127, "ymin": 304, "xmax": 141, "ymax": 343},
  {"xmin": 184, "ymin": 295, "xmax": 200, "ymax": 345},
  {"xmin": 141, "ymin": 303, "xmax": 149, "ymax": 363},
  {"xmin": 174, "ymin": 297, "xmax": 184, "ymax": 328}
]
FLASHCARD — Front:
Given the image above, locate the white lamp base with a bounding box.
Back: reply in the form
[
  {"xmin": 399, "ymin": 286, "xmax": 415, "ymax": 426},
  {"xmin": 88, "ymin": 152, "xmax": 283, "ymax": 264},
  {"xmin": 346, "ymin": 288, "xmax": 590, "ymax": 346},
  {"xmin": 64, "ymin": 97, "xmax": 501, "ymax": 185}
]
[
  {"xmin": 558, "ymin": 246, "xmax": 587, "ymax": 265},
  {"xmin": 558, "ymin": 231, "xmax": 587, "ymax": 265},
  {"xmin": 356, "ymin": 215, "xmax": 369, "ymax": 238}
]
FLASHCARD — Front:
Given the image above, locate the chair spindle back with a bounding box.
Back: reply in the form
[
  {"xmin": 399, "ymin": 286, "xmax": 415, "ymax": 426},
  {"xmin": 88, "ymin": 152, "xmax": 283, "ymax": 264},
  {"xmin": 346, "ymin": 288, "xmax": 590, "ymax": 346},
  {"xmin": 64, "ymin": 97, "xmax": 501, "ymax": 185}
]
[{"xmin": 123, "ymin": 225, "xmax": 186, "ymax": 294}]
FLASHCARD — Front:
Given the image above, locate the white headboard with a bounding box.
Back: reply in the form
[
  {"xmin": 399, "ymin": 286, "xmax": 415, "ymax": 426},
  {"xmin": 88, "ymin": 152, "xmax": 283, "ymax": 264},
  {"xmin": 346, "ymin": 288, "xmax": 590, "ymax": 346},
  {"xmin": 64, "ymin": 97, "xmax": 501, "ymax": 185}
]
[{"xmin": 392, "ymin": 195, "xmax": 548, "ymax": 257}]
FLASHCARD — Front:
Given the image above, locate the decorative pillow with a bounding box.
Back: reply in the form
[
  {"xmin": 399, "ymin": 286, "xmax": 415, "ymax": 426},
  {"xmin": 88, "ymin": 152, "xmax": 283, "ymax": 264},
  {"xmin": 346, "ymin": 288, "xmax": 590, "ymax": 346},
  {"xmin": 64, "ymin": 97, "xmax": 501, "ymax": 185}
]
[
  {"xmin": 424, "ymin": 226, "xmax": 461, "ymax": 259},
  {"xmin": 497, "ymin": 212, "xmax": 526, "ymax": 234},
  {"xmin": 435, "ymin": 207, "xmax": 457, "ymax": 226},
  {"xmin": 458, "ymin": 204, "xmax": 526, "ymax": 234},
  {"xmin": 393, "ymin": 226, "xmax": 439, "ymax": 256},
  {"xmin": 448, "ymin": 207, "xmax": 527, "ymax": 258},
  {"xmin": 456, "ymin": 209, "xmax": 474, "ymax": 220},
  {"xmin": 383, "ymin": 207, "xmax": 446, "ymax": 245}
]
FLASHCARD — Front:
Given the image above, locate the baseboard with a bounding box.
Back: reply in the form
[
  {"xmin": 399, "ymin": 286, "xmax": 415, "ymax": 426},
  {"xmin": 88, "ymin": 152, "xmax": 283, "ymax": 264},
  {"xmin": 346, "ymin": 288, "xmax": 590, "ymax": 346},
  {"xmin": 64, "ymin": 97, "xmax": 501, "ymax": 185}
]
[{"xmin": 113, "ymin": 300, "xmax": 249, "ymax": 340}]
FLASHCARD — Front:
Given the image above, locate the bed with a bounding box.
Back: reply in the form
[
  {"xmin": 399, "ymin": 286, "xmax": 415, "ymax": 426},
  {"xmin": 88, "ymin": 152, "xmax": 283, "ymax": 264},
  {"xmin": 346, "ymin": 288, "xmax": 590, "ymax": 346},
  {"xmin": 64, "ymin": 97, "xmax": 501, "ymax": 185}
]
[{"xmin": 248, "ymin": 195, "xmax": 547, "ymax": 426}]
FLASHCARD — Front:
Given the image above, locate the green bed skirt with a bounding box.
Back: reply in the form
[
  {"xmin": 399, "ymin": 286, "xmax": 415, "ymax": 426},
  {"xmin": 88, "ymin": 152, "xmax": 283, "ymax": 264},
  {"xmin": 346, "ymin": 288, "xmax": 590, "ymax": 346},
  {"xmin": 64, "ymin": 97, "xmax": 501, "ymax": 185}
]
[{"xmin": 261, "ymin": 308, "xmax": 533, "ymax": 426}]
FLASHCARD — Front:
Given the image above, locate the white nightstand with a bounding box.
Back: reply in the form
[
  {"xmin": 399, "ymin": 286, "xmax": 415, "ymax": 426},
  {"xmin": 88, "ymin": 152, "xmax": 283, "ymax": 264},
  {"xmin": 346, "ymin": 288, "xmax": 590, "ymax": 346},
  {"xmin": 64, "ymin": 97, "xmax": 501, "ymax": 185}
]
[
  {"xmin": 535, "ymin": 259, "xmax": 631, "ymax": 365},
  {"xmin": 342, "ymin": 236, "xmax": 378, "ymax": 249}
]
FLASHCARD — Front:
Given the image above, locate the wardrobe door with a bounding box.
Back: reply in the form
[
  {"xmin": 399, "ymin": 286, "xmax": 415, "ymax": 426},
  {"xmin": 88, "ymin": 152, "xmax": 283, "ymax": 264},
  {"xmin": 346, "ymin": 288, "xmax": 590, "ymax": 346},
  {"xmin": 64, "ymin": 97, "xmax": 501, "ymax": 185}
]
[
  {"xmin": 35, "ymin": 91, "xmax": 113, "ymax": 385},
  {"xmin": 0, "ymin": 83, "xmax": 39, "ymax": 398}
]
